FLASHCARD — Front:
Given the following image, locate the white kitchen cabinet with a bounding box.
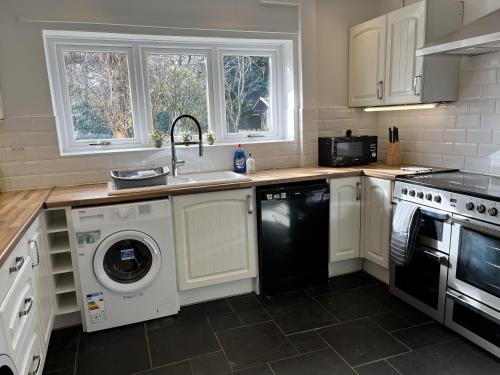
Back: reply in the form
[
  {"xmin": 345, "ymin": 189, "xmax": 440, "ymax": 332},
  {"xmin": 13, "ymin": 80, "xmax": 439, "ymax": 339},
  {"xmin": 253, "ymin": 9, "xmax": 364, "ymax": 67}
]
[
  {"xmin": 330, "ymin": 177, "xmax": 362, "ymax": 262},
  {"xmin": 361, "ymin": 177, "xmax": 393, "ymax": 269},
  {"xmin": 348, "ymin": 15, "xmax": 387, "ymax": 107},
  {"xmin": 384, "ymin": 1, "xmax": 426, "ymax": 104},
  {"xmin": 26, "ymin": 217, "xmax": 55, "ymax": 349},
  {"xmin": 172, "ymin": 189, "xmax": 257, "ymax": 291},
  {"xmin": 349, "ymin": 0, "xmax": 462, "ymax": 107}
]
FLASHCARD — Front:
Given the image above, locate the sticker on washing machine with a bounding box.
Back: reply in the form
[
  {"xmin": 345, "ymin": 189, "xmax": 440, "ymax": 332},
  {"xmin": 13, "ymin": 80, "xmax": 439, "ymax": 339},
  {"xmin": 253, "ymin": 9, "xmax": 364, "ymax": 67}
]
[
  {"xmin": 121, "ymin": 248, "xmax": 135, "ymax": 261},
  {"xmin": 76, "ymin": 231, "xmax": 101, "ymax": 247},
  {"xmin": 86, "ymin": 291, "xmax": 107, "ymax": 323}
]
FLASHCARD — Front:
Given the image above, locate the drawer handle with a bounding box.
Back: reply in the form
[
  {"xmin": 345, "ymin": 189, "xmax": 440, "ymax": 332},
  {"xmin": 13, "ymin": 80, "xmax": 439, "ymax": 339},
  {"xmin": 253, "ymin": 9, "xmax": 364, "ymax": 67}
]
[
  {"xmin": 19, "ymin": 297, "xmax": 34, "ymax": 317},
  {"xmin": 356, "ymin": 182, "xmax": 362, "ymax": 201},
  {"xmin": 9, "ymin": 256, "xmax": 25, "ymax": 274},
  {"xmin": 28, "ymin": 355, "xmax": 41, "ymax": 375},
  {"xmin": 29, "ymin": 240, "xmax": 40, "ymax": 268}
]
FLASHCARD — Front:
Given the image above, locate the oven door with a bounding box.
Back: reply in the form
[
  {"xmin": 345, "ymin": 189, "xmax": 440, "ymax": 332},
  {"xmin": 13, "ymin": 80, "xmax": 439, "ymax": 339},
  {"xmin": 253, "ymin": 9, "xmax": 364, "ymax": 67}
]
[
  {"xmin": 390, "ymin": 244, "xmax": 449, "ymax": 322},
  {"xmin": 392, "ymin": 200, "xmax": 452, "ymax": 253},
  {"xmin": 445, "ymin": 289, "xmax": 500, "ymax": 357},
  {"xmin": 449, "ymin": 215, "xmax": 500, "ymax": 309}
]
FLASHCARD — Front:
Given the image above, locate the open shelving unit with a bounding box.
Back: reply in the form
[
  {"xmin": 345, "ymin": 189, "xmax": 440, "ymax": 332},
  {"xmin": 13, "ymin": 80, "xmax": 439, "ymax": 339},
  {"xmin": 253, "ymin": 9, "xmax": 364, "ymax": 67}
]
[{"xmin": 44, "ymin": 208, "xmax": 80, "ymax": 316}]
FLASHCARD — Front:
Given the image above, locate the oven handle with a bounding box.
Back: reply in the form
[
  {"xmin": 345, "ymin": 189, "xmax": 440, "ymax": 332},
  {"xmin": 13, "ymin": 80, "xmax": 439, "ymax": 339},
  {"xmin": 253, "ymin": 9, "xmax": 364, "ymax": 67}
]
[
  {"xmin": 391, "ymin": 201, "xmax": 451, "ymax": 222},
  {"xmin": 421, "ymin": 210, "xmax": 451, "ymax": 223},
  {"xmin": 452, "ymin": 217, "xmax": 500, "ymax": 238},
  {"xmin": 422, "ymin": 249, "xmax": 448, "ymax": 265},
  {"xmin": 446, "ymin": 290, "xmax": 500, "ymax": 325}
]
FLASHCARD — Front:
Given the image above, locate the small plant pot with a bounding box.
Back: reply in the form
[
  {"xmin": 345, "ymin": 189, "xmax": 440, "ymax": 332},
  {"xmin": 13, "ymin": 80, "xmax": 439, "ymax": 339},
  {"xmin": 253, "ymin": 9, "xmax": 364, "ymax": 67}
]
[{"xmin": 154, "ymin": 139, "xmax": 163, "ymax": 148}]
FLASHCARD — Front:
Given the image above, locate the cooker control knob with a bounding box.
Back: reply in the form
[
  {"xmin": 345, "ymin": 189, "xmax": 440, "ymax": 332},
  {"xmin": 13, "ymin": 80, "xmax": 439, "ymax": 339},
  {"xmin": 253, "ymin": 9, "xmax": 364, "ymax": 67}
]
[
  {"xmin": 425, "ymin": 193, "xmax": 432, "ymax": 201},
  {"xmin": 434, "ymin": 195, "xmax": 442, "ymax": 203},
  {"xmin": 466, "ymin": 202, "xmax": 474, "ymax": 211},
  {"xmin": 488, "ymin": 207, "xmax": 498, "ymax": 216},
  {"xmin": 477, "ymin": 204, "xmax": 486, "ymax": 214},
  {"xmin": 417, "ymin": 192, "xmax": 424, "ymax": 199},
  {"xmin": 409, "ymin": 190, "xmax": 416, "ymax": 197},
  {"xmin": 401, "ymin": 188, "xmax": 408, "ymax": 195}
]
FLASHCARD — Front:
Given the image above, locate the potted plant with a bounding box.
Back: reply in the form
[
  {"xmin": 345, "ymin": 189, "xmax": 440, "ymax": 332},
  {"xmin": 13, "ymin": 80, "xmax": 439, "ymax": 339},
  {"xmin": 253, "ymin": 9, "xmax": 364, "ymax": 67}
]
[
  {"xmin": 149, "ymin": 130, "xmax": 166, "ymax": 148},
  {"xmin": 205, "ymin": 130, "xmax": 216, "ymax": 145},
  {"xmin": 180, "ymin": 130, "xmax": 193, "ymax": 144}
]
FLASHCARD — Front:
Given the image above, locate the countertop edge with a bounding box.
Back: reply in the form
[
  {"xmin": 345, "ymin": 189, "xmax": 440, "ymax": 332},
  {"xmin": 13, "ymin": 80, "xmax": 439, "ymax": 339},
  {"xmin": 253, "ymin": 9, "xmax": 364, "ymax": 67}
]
[{"xmin": 0, "ymin": 188, "xmax": 52, "ymax": 268}]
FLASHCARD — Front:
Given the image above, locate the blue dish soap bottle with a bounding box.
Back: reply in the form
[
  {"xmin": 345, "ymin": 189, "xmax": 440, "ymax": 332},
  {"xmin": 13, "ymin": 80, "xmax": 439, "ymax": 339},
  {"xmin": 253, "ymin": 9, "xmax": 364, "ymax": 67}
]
[{"xmin": 233, "ymin": 144, "xmax": 247, "ymax": 173}]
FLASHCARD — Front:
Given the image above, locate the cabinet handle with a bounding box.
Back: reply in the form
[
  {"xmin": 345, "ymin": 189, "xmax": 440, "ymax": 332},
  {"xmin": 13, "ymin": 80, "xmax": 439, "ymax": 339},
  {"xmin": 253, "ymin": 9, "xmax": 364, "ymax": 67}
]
[
  {"xmin": 356, "ymin": 182, "xmax": 362, "ymax": 201},
  {"xmin": 28, "ymin": 355, "xmax": 42, "ymax": 375},
  {"xmin": 247, "ymin": 195, "xmax": 253, "ymax": 214},
  {"xmin": 9, "ymin": 256, "xmax": 25, "ymax": 274},
  {"xmin": 413, "ymin": 75, "xmax": 422, "ymax": 96},
  {"xmin": 19, "ymin": 297, "xmax": 34, "ymax": 317},
  {"xmin": 376, "ymin": 81, "xmax": 384, "ymax": 100},
  {"xmin": 29, "ymin": 240, "xmax": 40, "ymax": 268}
]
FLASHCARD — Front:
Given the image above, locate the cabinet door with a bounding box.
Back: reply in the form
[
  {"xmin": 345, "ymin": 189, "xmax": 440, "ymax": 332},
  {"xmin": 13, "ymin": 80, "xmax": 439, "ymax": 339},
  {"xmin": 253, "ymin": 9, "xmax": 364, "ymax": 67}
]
[
  {"xmin": 361, "ymin": 177, "xmax": 393, "ymax": 269},
  {"xmin": 27, "ymin": 217, "xmax": 55, "ymax": 349},
  {"xmin": 172, "ymin": 189, "xmax": 257, "ymax": 290},
  {"xmin": 384, "ymin": 1, "xmax": 426, "ymax": 105},
  {"xmin": 349, "ymin": 14, "xmax": 387, "ymax": 107},
  {"xmin": 330, "ymin": 177, "xmax": 362, "ymax": 262}
]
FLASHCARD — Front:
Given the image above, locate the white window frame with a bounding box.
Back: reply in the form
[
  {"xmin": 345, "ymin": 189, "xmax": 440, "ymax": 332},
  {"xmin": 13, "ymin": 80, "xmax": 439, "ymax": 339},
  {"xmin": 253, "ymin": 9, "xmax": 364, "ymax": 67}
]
[{"xmin": 44, "ymin": 31, "xmax": 295, "ymax": 156}]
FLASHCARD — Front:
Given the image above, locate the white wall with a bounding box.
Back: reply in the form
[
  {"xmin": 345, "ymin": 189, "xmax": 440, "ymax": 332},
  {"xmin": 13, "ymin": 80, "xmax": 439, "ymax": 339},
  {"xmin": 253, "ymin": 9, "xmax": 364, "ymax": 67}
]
[{"xmin": 0, "ymin": 0, "xmax": 387, "ymax": 190}]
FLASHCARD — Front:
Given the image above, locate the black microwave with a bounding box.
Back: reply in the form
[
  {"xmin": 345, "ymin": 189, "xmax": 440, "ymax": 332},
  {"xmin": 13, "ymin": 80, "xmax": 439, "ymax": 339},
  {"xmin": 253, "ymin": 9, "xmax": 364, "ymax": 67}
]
[{"xmin": 318, "ymin": 131, "xmax": 377, "ymax": 167}]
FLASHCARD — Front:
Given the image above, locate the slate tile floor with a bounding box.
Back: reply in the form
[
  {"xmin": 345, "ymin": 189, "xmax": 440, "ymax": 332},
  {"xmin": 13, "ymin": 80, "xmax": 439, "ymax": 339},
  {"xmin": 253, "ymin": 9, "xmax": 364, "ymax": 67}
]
[{"xmin": 43, "ymin": 272, "xmax": 500, "ymax": 375}]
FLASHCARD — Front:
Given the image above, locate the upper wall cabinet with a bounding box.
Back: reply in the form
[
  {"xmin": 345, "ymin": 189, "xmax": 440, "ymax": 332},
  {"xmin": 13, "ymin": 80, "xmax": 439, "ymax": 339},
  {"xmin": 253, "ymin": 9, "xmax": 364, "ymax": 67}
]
[
  {"xmin": 349, "ymin": 0, "xmax": 462, "ymax": 107},
  {"xmin": 349, "ymin": 15, "xmax": 387, "ymax": 107}
]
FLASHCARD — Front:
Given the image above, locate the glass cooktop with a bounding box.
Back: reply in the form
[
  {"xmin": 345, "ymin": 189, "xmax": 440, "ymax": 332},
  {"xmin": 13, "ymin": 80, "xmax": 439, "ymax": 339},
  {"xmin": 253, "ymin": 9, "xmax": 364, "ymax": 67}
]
[{"xmin": 397, "ymin": 171, "xmax": 500, "ymax": 200}]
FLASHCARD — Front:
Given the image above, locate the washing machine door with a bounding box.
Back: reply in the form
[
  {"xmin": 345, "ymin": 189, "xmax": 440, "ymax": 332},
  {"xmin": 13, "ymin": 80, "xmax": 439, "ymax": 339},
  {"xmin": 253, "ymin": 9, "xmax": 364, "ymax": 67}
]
[
  {"xmin": 0, "ymin": 354, "xmax": 17, "ymax": 375},
  {"xmin": 93, "ymin": 230, "xmax": 162, "ymax": 294}
]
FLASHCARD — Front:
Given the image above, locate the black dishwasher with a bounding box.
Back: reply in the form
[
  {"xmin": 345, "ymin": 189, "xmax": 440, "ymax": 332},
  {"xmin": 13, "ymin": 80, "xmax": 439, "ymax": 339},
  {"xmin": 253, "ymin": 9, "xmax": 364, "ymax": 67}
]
[{"xmin": 257, "ymin": 180, "xmax": 330, "ymax": 295}]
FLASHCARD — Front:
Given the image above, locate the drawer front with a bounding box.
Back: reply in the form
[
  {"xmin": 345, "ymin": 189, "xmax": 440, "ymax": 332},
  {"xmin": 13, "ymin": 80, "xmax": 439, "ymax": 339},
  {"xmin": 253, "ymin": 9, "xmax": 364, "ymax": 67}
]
[
  {"xmin": 17, "ymin": 324, "xmax": 43, "ymax": 375},
  {"xmin": 0, "ymin": 239, "xmax": 29, "ymax": 303},
  {"xmin": 0, "ymin": 256, "xmax": 35, "ymax": 353}
]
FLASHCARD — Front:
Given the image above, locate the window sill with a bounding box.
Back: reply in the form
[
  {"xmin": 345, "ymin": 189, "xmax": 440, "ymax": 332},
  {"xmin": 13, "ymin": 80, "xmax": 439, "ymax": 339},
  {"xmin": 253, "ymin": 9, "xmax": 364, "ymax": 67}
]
[{"xmin": 59, "ymin": 138, "xmax": 296, "ymax": 156}]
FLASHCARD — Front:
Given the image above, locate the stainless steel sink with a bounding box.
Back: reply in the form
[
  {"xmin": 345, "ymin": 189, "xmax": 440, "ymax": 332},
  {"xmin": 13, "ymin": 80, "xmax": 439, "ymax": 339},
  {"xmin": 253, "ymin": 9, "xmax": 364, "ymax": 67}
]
[
  {"xmin": 109, "ymin": 168, "xmax": 251, "ymax": 193},
  {"xmin": 167, "ymin": 171, "xmax": 251, "ymax": 188},
  {"xmin": 111, "ymin": 166, "xmax": 169, "ymax": 189}
]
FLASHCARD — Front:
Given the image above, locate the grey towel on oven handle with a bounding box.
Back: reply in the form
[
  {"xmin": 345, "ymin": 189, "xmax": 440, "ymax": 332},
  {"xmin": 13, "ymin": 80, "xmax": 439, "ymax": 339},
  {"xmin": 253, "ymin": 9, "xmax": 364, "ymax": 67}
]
[{"xmin": 390, "ymin": 201, "xmax": 422, "ymax": 266}]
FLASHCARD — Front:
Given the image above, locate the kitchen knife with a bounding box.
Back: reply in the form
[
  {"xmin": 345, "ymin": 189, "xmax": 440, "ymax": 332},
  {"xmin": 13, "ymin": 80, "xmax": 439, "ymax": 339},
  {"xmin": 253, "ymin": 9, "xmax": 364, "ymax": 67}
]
[
  {"xmin": 389, "ymin": 128, "xmax": 393, "ymax": 143},
  {"xmin": 394, "ymin": 127, "xmax": 399, "ymax": 142}
]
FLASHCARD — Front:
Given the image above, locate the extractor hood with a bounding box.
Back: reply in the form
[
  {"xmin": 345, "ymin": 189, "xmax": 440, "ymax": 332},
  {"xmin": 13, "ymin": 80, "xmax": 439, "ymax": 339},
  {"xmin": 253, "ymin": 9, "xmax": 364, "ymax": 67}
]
[{"xmin": 417, "ymin": 8, "xmax": 500, "ymax": 56}]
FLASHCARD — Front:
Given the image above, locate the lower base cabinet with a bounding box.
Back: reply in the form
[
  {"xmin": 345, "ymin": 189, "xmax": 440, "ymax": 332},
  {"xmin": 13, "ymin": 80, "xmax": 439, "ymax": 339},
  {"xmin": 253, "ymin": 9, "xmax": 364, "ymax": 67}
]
[
  {"xmin": 361, "ymin": 177, "xmax": 393, "ymax": 269},
  {"xmin": 330, "ymin": 177, "xmax": 362, "ymax": 262},
  {"xmin": 172, "ymin": 188, "xmax": 257, "ymax": 291}
]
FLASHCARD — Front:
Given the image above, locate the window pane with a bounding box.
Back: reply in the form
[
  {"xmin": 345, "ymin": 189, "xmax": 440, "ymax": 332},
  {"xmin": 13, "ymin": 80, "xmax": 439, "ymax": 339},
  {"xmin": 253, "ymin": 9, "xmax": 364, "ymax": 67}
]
[
  {"xmin": 223, "ymin": 55, "xmax": 271, "ymax": 134},
  {"xmin": 146, "ymin": 54, "xmax": 209, "ymax": 134},
  {"xmin": 63, "ymin": 51, "xmax": 134, "ymax": 141}
]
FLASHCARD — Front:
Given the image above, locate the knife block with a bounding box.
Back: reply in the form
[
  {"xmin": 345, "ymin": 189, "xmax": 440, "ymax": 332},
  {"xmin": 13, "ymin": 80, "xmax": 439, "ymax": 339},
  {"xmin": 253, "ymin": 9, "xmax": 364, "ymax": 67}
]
[{"xmin": 386, "ymin": 142, "xmax": 400, "ymax": 166}]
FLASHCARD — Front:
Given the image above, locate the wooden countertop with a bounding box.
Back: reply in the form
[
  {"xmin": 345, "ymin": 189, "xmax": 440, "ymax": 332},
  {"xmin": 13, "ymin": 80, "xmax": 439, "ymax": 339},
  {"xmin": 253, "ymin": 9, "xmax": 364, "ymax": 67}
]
[
  {"xmin": 45, "ymin": 163, "xmax": 438, "ymax": 208},
  {"xmin": 0, "ymin": 188, "xmax": 52, "ymax": 268}
]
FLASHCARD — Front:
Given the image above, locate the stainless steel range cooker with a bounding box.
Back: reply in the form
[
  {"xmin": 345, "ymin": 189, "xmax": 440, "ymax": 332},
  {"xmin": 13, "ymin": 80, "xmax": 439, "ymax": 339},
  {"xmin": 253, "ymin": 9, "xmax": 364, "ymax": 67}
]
[{"xmin": 392, "ymin": 170, "xmax": 500, "ymax": 357}]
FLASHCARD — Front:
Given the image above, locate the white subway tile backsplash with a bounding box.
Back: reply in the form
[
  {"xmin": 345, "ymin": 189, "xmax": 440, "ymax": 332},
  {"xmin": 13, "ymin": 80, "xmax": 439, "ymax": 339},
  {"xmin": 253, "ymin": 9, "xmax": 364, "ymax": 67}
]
[
  {"xmin": 453, "ymin": 143, "xmax": 478, "ymax": 157},
  {"xmin": 478, "ymin": 144, "xmax": 500, "ymax": 159},
  {"xmin": 460, "ymin": 69, "xmax": 497, "ymax": 85},
  {"xmin": 481, "ymin": 115, "xmax": 500, "ymax": 129},
  {"xmin": 456, "ymin": 115, "xmax": 481, "ymax": 128},
  {"xmin": 464, "ymin": 157, "xmax": 491, "ymax": 173},
  {"xmin": 459, "ymin": 85, "xmax": 482, "ymax": 100},
  {"xmin": 443, "ymin": 155, "xmax": 465, "ymax": 169},
  {"xmin": 490, "ymin": 160, "xmax": 500, "ymax": 176},
  {"xmin": 482, "ymin": 84, "xmax": 500, "ymax": 98},
  {"xmin": 484, "ymin": 53, "xmax": 500, "ymax": 69},
  {"xmin": 467, "ymin": 129, "xmax": 492, "ymax": 144},
  {"xmin": 461, "ymin": 55, "xmax": 484, "ymax": 71},
  {"xmin": 443, "ymin": 129, "xmax": 467, "ymax": 143},
  {"xmin": 469, "ymin": 99, "xmax": 496, "ymax": 114}
]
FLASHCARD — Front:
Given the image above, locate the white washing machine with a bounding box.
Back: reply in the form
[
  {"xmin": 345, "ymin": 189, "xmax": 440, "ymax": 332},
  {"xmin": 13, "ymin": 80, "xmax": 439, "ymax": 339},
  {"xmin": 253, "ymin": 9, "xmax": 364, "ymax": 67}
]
[
  {"xmin": 0, "ymin": 330, "xmax": 17, "ymax": 375},
  {"xmin": 71, "ymin": 199, "xmax": 179, "ymax": 332}
]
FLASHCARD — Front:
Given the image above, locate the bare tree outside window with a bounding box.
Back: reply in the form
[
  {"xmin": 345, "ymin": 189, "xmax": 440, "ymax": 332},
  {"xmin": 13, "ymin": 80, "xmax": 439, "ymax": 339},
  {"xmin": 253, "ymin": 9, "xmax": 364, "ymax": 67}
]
[
  {"xmin": 63, "ymin": 51, "xmax": 134, "ymax": 141},
  {"xmin": 223, "ymin": 56, "xmax": 271, "ymax": 134},
  {"xmin": 147, "ymin": 54, "xmax": 209, "ymax": 135}
]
